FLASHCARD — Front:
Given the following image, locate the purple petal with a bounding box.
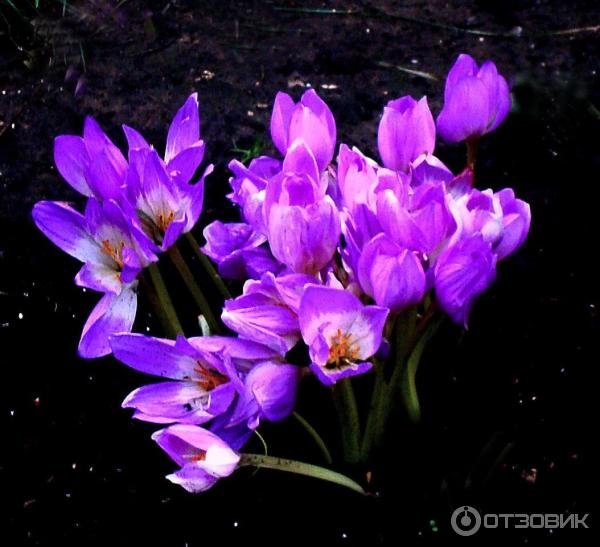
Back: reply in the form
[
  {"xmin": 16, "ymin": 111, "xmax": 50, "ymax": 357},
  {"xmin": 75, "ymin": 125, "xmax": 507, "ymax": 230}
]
[
  {"xmin": 270, "ymin": 91, "xmax": 295, "ymax": 156},
  {"xmin": 167, "ymin": 140, "xmax": 205, "ymax": 185},
  {"xmin": 357, "ymin": 233, "xmax": 426, "ymax": 312},
  {"xmin": 54, "ymin": 136, "xmax": 92, "ymax": 195},
  {"xmin": 310, "ymin": 360, "xmax": 373, "ymax": 386},
  {"xmin": 434, "ymin": 234, "xmax": 497, "ymax": 327},
  {"xmin": 165, "ymin": 465, "xmax": 219, "ymax": 493},
  {"xmin": 32, "ymin": 201, "xmax": 100, "ymax": 263},
  {"xmin": 165, "ymin": 93, "xmax": 200, "ymax": 163},
  {"xmin": 437, "ymin": 76, "xmax": 490, "ymax": 143},
  {"xmin": 444, "ymin": 53, "xmax": 478, "ymax": 103},
  {"xmin": 245, "ymin": 361, "xmax": 300, "ymax": 422},
  {"xmin": 110, "ymin": 333, "xmax": 199, "ymax": 379},
  {"xmin": 122, "ymin": 124, "xmax": 150, "ymax": 151},
  {"xmin": 78, "ymin": 287, "xmax": 137, "ymax": 358},
  {"xmin": 83, "ymin": 117, "xmax": 127, "ymax": 179},
  {"xmin": 75, "ymin": 262, "xmax": 121, "ymax": 294}
]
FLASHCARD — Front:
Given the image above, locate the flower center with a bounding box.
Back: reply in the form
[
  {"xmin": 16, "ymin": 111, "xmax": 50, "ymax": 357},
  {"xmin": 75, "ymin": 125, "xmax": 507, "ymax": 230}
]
[
  {"xmin": 101, "ymin": 239, "xmax": 125, "ymax": 268},
  {"xmin": 194, "ymin": 361, "xmax": 229, "ymax": 391},
  {"xmin": 327, "ymin": 329, "xmax": 360, "ymax": 369},
  {"xmin": 156, "ymin": 210, "xmax": 176, "ymax": 233},
  {"xmin": 186, "ymin": 450, "xmax": 207, "ymax": 462}
]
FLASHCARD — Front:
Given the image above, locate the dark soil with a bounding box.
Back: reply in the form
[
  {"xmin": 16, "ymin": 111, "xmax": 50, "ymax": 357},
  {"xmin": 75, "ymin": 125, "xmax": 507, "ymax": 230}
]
[{"xmin": 1, "ymin": 1, "xmax": 599, "ymax": 545}]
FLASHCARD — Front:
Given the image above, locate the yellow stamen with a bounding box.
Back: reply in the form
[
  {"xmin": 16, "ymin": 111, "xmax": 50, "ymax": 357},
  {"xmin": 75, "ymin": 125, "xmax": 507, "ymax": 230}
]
[{"xmin": 327, "ymin": 329, "xmax": 360, "ymax": 369}]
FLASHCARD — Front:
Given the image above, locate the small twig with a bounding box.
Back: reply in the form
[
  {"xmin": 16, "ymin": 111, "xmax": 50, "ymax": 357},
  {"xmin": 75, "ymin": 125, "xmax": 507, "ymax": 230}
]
[{"xmin": 375, "ymin": 60, "xmax": 438, "ymax": 81}]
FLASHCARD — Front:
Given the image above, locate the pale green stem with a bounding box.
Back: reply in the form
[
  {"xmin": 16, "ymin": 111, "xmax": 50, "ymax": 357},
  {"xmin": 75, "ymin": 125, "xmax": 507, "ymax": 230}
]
[
  {"xmin": 147, "ymin": 263, "xmax": 183, "ymax": 337},
  {"xmin": 184, "ymin": 232, "xmax": 232, "ymax": 300},
  {"xmin": 398, "ymin": 316, "xmax": 443, "ymax": 423},
  {"xmin": 292, "ymin": 411, "xmax": 333, "ymax": 465},
  {"xmin": 168, "ymin": 244, "xmax": 221, "ymax": 334},
  {"xmin": 238, "ymin": 454, "xmax": 366, "ymax": 495},
  {"xmin": 333, "ymin": 378, "xmax": 361, "ymax": 464},
  {"xmin": 359, "ymin": 359, "xmax": 387, "ymax": 461}
]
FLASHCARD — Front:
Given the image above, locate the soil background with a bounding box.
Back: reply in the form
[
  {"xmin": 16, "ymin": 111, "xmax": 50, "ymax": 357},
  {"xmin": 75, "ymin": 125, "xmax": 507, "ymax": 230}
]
[{"xmin": 1, "ymin": 1, "xmax": 599, "ymax": 545}]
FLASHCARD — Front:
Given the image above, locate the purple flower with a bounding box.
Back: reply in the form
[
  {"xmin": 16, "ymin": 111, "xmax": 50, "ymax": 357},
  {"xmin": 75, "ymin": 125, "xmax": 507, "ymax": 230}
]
[
  {"xmin": 264, "ymin": 141, "xmax": 341, "ymax": 274},
  {"xmin": 124, "ymin": 93, "xmax": 207, "ymax": 186},
  {"xmin": 357, "ymin": 233, "xmax": 426, "ymax": 312},
  {"xmin": 434, "ymin": 234, "xmax": 497, "ymax": 326},
  {"xmin": 410, "ymin": 153, "xmax": 453, "ymax": 187},
  {"xmin": 228, "ymin": 360, "xmax": 301, "ymax": 429},
  {"xmin": 32, "ymin": 199, "xmax": 156, "ymax": 357},
  {"xmin": 449, "ymin": 187, "xmax": 531, "ymax": 260},
  {"xmin": 228, "ymin": 156, "xmax": 281, "ymax": 234},
  {"xmin": 221, "ymin": 272, "xmax": 316, "ymax": 353},
  {"xmin": 121, "ymin": 94, "xmax": 211, "ymax": 251},
  {"xmin": 336, "ymin": 144, "xmax": 381, "ymax": 215},
  {"xmin": 152, "ymin": 424, "xmax": 241, "ymax": 493},
  {"xmin": 202, "ymin": 221, "xmax": 282, "ymax": 280},
  {"xmin": 437, "ymin": 54, "xmax": 511, "ymax": 143},
  {"xmin": 110, "ymin": 334, "xmax": 238, "ymax": 424},
  {"xmin": 298, "ymin": 286, "xmax": 389, "ymax": 385},
  {"xmin": 376, "ymin": 181, "xmax": 456, "ymax": 256},
  {"xmin": 492, "ymin": 188, "xmax": 531, "ymax": 260},
  {"xmin": 270, "ymin": 89, "xmax": 336, "ymax": 170},
  {"xmin": 378, "ymin": 96, "xmax": 436, "ymax": 172},
  {"xmin": 111, "ymin": 333, "xmax": 284, "ymax": 422},
  {"xmin": 54, "ymin": 116, "xmax": 128, "ymax": 200}
]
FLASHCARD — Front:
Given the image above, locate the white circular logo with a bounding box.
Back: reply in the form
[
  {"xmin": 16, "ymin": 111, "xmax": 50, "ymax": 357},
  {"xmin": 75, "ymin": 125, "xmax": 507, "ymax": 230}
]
[{"xmin": 451, "ymin": 506, "xmax": 482, "ymax": 536}]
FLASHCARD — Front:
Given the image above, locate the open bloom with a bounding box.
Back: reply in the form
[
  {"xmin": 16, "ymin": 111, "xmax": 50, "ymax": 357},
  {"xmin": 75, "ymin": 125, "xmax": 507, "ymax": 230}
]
[
  {"xmin": 378, "ymin": 96, "xmax": 436, "ymax": 172},
  {"xmin": 110, "ymin": 333, "xmax": 284, "ymax": 424},
  {"xmin": 298, "ymin": 286, "xmax": 389, "ymax": 385},
  {"xmin": 264, "ymin": 141, "xmax": 341, "ymax": 274},
  {"xmin": 124, "ymin": 95, "xmax": 211, "ymax": 250},
  {"xmin": 153, "ymin": 424, "xmax": 241, "ymax": 493},
  {"xmin": 449, "ymin": 187, "xmax": 531, "ymax": 260},
  {"xmin": 110, "ymin": 334, "xmax": 239, "ymax": 424},
  {"xmin": 32, "ymin": 198, "xmax": 156, "ymax": 357},
  {"xmin": 270, "ymin": 89, "xmax": 336, "ymax": 170},
  {"xmin": 221, "ymin": 272, "xmax": 317, "ymax": 353},
  {"xmin": 437, "ymin": 53, "xmax": 511, "ymax": 143}
]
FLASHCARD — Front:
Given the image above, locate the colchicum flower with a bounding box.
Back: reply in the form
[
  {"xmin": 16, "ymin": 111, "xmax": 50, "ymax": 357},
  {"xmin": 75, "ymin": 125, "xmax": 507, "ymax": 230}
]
[
  {"xmin": 263, "ymin": 141, "xmax": 341, "ymax": 274},
  {"xmin": 124, "ymin": 94, "xmax": 211, "ymax": 251},
  {"xmin": 33, "ymin": 198, "xmax": 156, "ymax": 357},
  {"xmin": 152, "ymin": 424, "xmax": 241, "ymax": 493},
  {"xmin": 298, "ymin": 286, "xmax": 389, "ymax": 385},
  {"xmin": 378, "ymin": 96, "xmax": 436, "ymax": 172},
  {"xmin": 270, "ymin": 88, "xmax": 336, "ymax": 170},
  {"xmin": 437, "ymin": 53, "xmax": 511, "ymax": 143}
]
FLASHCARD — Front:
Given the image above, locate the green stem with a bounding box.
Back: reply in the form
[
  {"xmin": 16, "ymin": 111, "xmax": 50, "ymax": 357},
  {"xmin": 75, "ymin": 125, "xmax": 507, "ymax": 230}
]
[
  {"xmin": 168, "ymin": 245, "xmax": 221, "ymax": 334},
  {"xmin": 238, "ymin": 454, "xmax": 366, "ymax": 495},
  {"xmin": 292, "ymin": 411, "xmax": 333, "ymax": 465},
  {"xmin": 333, "ymin": 378, "xmax": 361, "ymax": 464},
  {"xmin": 147, "ymin": 263, "xmax": 184, "ymax": 337},
  {"xmin": 184, "ymin": 232, "xmax": 232, "ymax": 300},
  {"xmin": 359, "ymin": 359, "xmax": 387, "ymax": 461},
  {"xmin": 393, "ymin": 315, "xmax": 444, "ymax": 423}
]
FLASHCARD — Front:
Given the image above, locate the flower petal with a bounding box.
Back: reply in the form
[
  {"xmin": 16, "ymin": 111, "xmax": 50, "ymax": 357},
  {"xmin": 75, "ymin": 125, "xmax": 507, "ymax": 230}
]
[{"xmin": 78, "ymin": 287, "xmax": 138, "ymax": 358}]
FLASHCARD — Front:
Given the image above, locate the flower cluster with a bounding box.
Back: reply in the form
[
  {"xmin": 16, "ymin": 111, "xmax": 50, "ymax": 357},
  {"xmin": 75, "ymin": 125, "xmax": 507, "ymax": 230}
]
[{"xmin": 34, "ymin": 53, "xmax": 530, "ymax": 493}]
